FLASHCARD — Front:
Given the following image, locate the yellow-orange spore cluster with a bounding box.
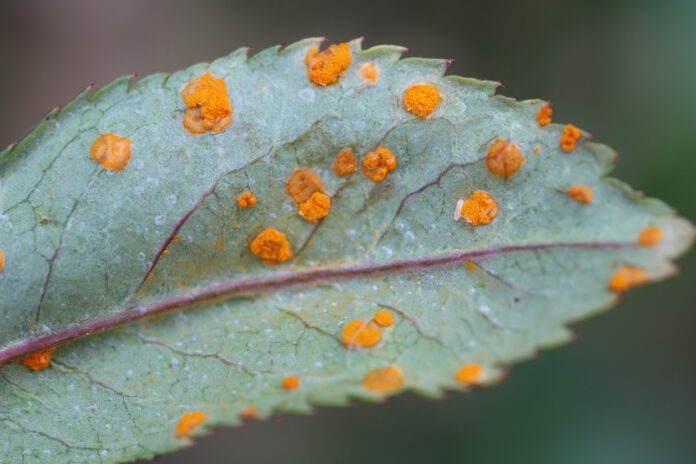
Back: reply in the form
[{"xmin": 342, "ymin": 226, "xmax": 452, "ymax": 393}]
[
  {"xmin": 560, "ymin": 124, "xmax": 581, "ymax": 152},
  {"xmin": 373, "ymin": 310, "xmax": 394, "ymax": 327},
  {"xmin": 608, "ymin": 266, "xmax": 648, "ymax": 292},
  {"xmin": 485, "ymin": 139, "xmax": 525, "ymax": 179},
  {"xmin": 240, "ymin": 406, "xmax": 257, "ymax": 419},
  {"xmin": 363, "ymin": 365, "xmax": 405, "ymax": 393},
  {"xmin": 459, "ymin": 191, "xmax": 499, "ymax": 226},
  {"xmin": 175, "ymin": 411, "xmax": 207, "ymax": 437},
  {"xmin": 359, "ymin": 63, "xmax": 379, "ymax": 83},
  {"xmin": 332, "ymin": 148, "xmax": 357, "ymax": 177},
  {"xmin": 342, "ymin": 320, "xmax": 382, "ymax": 349},
  {"xmin": 21, "ymin": 348, "xmax": 55, "ymax": 371},
  {"xmin": 236, "ymin": 191, "xmax": 256, "ymax": 209},
  {"xmin": 299, "ymin": 191, "xmax": 331, "ymax": 223},
  {"xmin": 305, "ymin": 42, "xmax": 352, "ymax": 86},
  {"xmin": 566, "ymin": 185, "xmax": 593, "ymax": 204},
  {"xmin": 282, "ymin": 375, "xmax": 301, "ymax": 390},
  {"xmin": 638, "ymin": 226, "xmax": 663, "ymax": 247},
  {"xmin": 537, "ymin": 104, "xmax": 552, "ymax": 126},
  {"xmin": 455, "ymin": 363, "xmax": 483, "ymax": 385},
  {"xmin": 90, "ymin": 133, "xmax": 132, "ymax": 171},
  {"xmin": 362, "ymin": 147, "xmax": 397, "ymax": 182},
  {"xmin": 0, "ymin": 250, "xmax": 4, "ymax": 271},
  {"xmin": 181, "ymin": 72, "xmax": 233, "ymax": 134},
  {"xmin": 286, "ymin": 168, "xmax": 324, "ymax": 204},
  {"xmin": 403, "ymin": 83, "xmax": 441, "ymax": 118},
  {"xmin": 249, "ymin": 228, "xmax": 293, "ymax": 264}
]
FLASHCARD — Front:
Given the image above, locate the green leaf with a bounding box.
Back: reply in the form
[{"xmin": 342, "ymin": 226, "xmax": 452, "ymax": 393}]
[{"xmin": 0, "ymin": 38, "xmax": 692, "ymax": 463}]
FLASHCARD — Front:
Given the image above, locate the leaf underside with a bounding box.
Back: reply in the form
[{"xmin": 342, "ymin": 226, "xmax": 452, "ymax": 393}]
[{"xmin": 0, "ymin": 38, "xmax": 692, "ymax": 463}]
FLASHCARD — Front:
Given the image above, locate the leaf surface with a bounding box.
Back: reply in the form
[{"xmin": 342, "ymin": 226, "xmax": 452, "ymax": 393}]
[{"xmin": 0, "ymin": 38, "xmax": 693, "ymax": 463}]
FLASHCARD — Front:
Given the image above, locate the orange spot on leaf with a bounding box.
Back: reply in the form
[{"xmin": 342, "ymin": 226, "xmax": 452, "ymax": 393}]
[
  {"xmin": 286, "ymin": 168, "xmax": 324, "ymax": 204},
  {"xmin": 455, "ymin": 363, "xmax": 483, "ymax": 385},
  {"xmin": 362, "ymin": 147, "xmax": 397, "ymax": 182},
  {"xmin": 250, "ymin": 228, "xmax": 293, "ymax": 265},
  {"xmin": 359, "ymin": 62, "xmax": 379, "ymax": 83},
  {"xmin": 560, "ymin": 124, "xmax": 581, "ymax": 152},
  {"xmin": 373, "ymin": 310, "xmax": 394, "ymax": 328},
  {"xmin": 342, "ymin": 320, "xmax": 382, "ymax": 349},
  {"xmin": 332, "ymin": 148, "xmax": 357, "ymax": 177},
  {"xmin": 609, "ymin": 266, "xmax": 648, "ymax": 292},
  {"xmin": 305, "ymin": 42, "xmax": 352, "ymax": 86},
  {"xmin": 485, "ymin": 139, "xmax": 525, "ymax": 179},
  {"xmin": 299, "ymin": 191, "xmax": 331, "ymax": 223},
  {"xmin": 21, "ymin": 348, "xmax": 55, "ymax": 371},
  {"xmin": 533, "ymin": 146, "xmax": 541, "ymax": 155},
  {"xmin": 237, "ymin": 191, "xmax": 257, "ymax": 209},
  {"xmin": 363, "ymin": 365, "xmax": 405, "ymax": 393},
  {"xmin": 537, "ymin": 104, "xmax": 552, "ymax": 126},
  {"xmin": 566, "ymin": 185, "xmax": 593, "ymax": 204},
  {"xmin": 0, "ymin": 250, "xmax": 4, "ymax": 271},
  {"xmin": 403, "ymin": 83, "xmax": 441, "ymax": 118},
  {"xmin": 459, "ymin": 191, "xmax": 499, "ymax": 226},
  {"xmin": 175, "ymin": 411, "xmax": 207, "ymax": 437},
  {"xmin": 240, "ymin": 406, "xmax": 257, "ymax": 419},
  {"xmin": 90, "ymin": 134, "xmax": 132, "ymax": 171},
  {"xmin": 282, "ymin": 375, "xmax": 301, "ymax": 390},
  {"xmin": 181, "ymin": 73, "xmax": 233, "ymax": 134},
  {"xmin": 637, "ymin": 226, "xmax": 663, "ymax": 247}
]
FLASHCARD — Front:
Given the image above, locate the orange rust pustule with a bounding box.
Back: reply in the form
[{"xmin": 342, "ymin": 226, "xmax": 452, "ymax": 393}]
[
  {"xmin": 363, "ymin": 365, "xmax": 405, "ymax": 393},
  {"xmin": 90, "ymin": 133, "xmax": 132, "ymax": 171},
  {"xmin": 299, "ymin": 191, "xmax": 331, "ymax": 223},
  {"xmin": 240, "ymin": 406, "xmax": 257, "ymax": 419},
  {"xmin": 537, "ymin": 104, "xmax": 552, "ymax": 126},
  {"xmin": 0, "ymin": 250, "xmax": 4, "ymax": 271},
  {"xmin": 181, "ymin": 72, "xmax": 233, "ymax": 134},
  {"xmin": 175, "ymin": 411, "xmax": 207, "ymax": 437},
  {"xmin": 566, "ymin": 185, "xmax": 593, "ymax": 204},
  {"xmin": 362, "ymin": 147, "xmax": 397, "ymax": 182},
  {"xmin": 455, "ymin": 363, "xmax": 483, "ymax": 385},
  {"xmin": 342, "ymin": 320, "xmax": 382, "ymax": 349},
  {"xmin": 21, "ymin": 348, "xmax": 55, "ymax": 371},
  {"xmin": 286, "ymin": 168, "xmax": 324, "ymax": 204},
  {"xmin": 282, "ymin": 375, "xmax": 301, "ymax": 390},
  {"xmin": 237, "ymin": 191, "xmax": 256, "ymax": 209},
  {"xmin": 305, "ymin": 42, "xmax": 352, "ymax": 86},
  {"xmin": 638, "ymin": 226, "xmax": 663, "ymax": 247},
  {"xmin": 359, "ymin": 63, "xmax": 379, "ymax": 83},
  {"xmin": 560, "ymin": 124, "xmax": 581, "ymax": 152},
  {"xmin": 403, "ymin": 83, "xmax": 441, "ymax": 118},
  {"xmin": 460, "ymin": 191, "xmax": 499, "ymax": 226},
  {"xmin": 332, "ymin": 148, "xmax": 357, "ymax": 177},
  {"xmin": 249, "ymin": 228, "xmax": 293, "ymax": 264},
  {"xmin": 373, "ymin": 310, "xmax": 394, "ymax": 327},
  {"xmin": 609, "ymin": 266, "xmax": 648, "ymax": 292},
  {"xmin": 485, "ymin": 139, "xmax": 525, "ymax": 179}
]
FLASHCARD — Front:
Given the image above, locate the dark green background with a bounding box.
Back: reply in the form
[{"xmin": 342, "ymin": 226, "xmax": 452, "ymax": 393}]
[{"xmin": 1, "ymin": 1, "xmax": 694, "ymax": 463}]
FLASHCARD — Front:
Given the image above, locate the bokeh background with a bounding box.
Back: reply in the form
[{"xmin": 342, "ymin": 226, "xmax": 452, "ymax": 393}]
[{"xmin": 1, "ymin": 1, "xmax": 694, "ymax": 463}]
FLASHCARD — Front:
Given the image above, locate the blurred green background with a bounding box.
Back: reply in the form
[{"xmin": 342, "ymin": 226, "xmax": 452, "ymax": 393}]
[{"xmin": 1, "ymin": 1, "xmax": 694, "ymax": 463}]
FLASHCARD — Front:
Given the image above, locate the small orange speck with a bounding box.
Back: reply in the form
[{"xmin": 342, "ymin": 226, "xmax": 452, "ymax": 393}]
[
  {"xmin": 342, "ymin": 320, "xmax": 382, "ymax": 349},
  {"xmin": 21, "ymin": 348, "xmax": 55, "ymax": 371},
  {"xmin": 373, "ymin": 310, "xmax": 394, "ymax": 327},
  {"xmin": 0, "ymin": 250, "xmax": 4, "ymax": 271},
  {"xmin": 464, "ymin": 260, "xmax": 477, "ymax": 271},
  {"xmin": 249, "ymin": 228, "xmax": 293, "ymax": 265},
  {"xmin": 403, "ymin": 83, "xmax": 441, "ymax": 118},
  {"xmin": 282, "ymin": 375, "xmax": 301, "ymax": 390},
  {"xmin": 362, "ymin": 147, "xmax": 397, "ymax": 182},
  {"xmin": 175, "ymin": 411, "xmax": 207, "ymax": 437},
  {"xmin": 566, "ymin": 185, "xmax": 593, "ymax": 204},
  {"xmin": 537, "ymin": 104, "xmax": 552, "ymax": 126},
  {"xmin": 455, "ymin": 363, "xmax": 483, "ymax": 385},
  {"xmin": 459, "ymin": 191, "xmax": 499, "ymax": 227},
  {"xmin": 363, "ymin": 365, "xmax": 405, "ymax": 394},
  {"xmin": 560, "ymin": 124, "xmax": 581, "ymax": 152},
  {"xmin": 299, "ymin": 191, "xmax": 331, "ymax": 223},
  {"xmin": 172, "ymin": 235, "xmax": 180, "ymax": 244},
  {"xmin": 359, "ymin": 62, "xmax": 379, "ymax": 83},
  {"xmin": 162, "ymin": 249, "xmax": 170, "ymax": 255},
  {"xmin": 286, "ymin": 168, "xmax": 324, "ymax": 204},
  {"xmin": 332, "ymin": 148, "xmax": 357, "ymax": 177},
  {"xmin": 240, "ymin": 406, "xmax": 257, "ymax": 419},
  {"xmin": 181, "ymin": 72, "xmax": 233, "ymax": 134},
  {"xmin": 237, "ymin": 191, "xmax": 257, "ymax": 209},
  {"xmin": 533, "ymin": 146, "xmax": 541, "ymax": 155},
  {"xmin": 90, "ymin": 134, "xmax": 132, "ymax": 171},
  {"xmin": 485, "ymin": 139, "xmax": 525, "ymax": 179},
  {"xmin": 637, "ymin": 226, "xmax": 663, "ymax": 247},
  {"xmin": 305, "ymin": 42, "xmax": 352, "ymax": 86},
  {"xmin": 609, "ymin": 266, "xmax": 648, "ymax": 292}
]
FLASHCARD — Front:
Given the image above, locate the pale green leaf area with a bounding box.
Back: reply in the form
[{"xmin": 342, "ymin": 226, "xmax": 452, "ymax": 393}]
[{"xmin": 0, "ymin": 38, "xmax": 693, "ymax": 463}]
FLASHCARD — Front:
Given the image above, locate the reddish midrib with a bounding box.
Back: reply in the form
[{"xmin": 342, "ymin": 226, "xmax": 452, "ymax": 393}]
[{"xmin": 0, "ymin": 240, "xmax": 628, "ymax": 366}]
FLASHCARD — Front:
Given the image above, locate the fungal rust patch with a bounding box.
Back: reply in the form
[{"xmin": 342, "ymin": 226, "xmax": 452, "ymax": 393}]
[
  {"xmin": 373, "ymin": 310, "xmax": 394, "ymax": 327},
  {"xmin": 90, "ymin": 134, "xmax": 132, "ymax": 171},
  {"xmin": 21, "ymin": 348, "xmax": 55, "ymax": 371},
  {"xmin": 181, "ymin": 72, "xmax": 233, "ymax": 134},
  {"xmin": 403, "ymin": 83, "xmax": 441, "ymax": 118},
  {"xmin": 332, "ymin": 148, "xmax": 357, "ymax": 177},
  {"xmin": 305, "ymin": 42, "xmax": 352, "ymax": 86},
  {"xmin": 359, "ymin": 63, "xmax": 379, "ymax": 84},
  {"xmin": 566, "ymin": 185, "xmax": 593, "ymax": 204},
  {"xmin": 486, "ymin": 139, "xmax": 525, "ymax": 179},
  {"xmin": 298, "ymin": 191, "xmax": 331, "ymax": 223},
  {"xmin": 363, "ymin": 365, "xmax": 405, "ymax": 393},
  {"xmin": 458, "ymin": 191, "xmax": 499, "ymax": 226},
  {"xmin": 175, "ymin": 411, "xmax": 207, "ymax": 437},
  {"xmin": 249, "ymin": 228, "xmax": 293, "ymax": 264},
  {"xmin": 286, "ymin": 168, "xmax": 324, "ymax": 204},
  {"xmin": 282, "ymin": 376, "xmax": 301, "ymax": 390},
  {"xmin": 237, "ymin": 191, "xmax": 256, "ymax": 209},
  {"xmin": 608, "ymin": 266, "xmax": 648, "ymax": 292},
  {"xmin": 342, "ymin": 320, "xmax": 382, "ymax": 349},
  {"xmin": 560, "ymin": 124, "xmax": 581, "ymax": 152},
  {"xmin": 638, "ymin": 226, "xmax": 662, "ymax": 247},
  {"xmin": 537, "ymin": 104, "xmax": 552, "ymax": 126},
  {"xmin": 455, "ymin": 363, "xmax": 483, "ymax": 385},
  {"xmin": 362, "ymin": 147, "xmax": 397, "ymax": 182}
]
